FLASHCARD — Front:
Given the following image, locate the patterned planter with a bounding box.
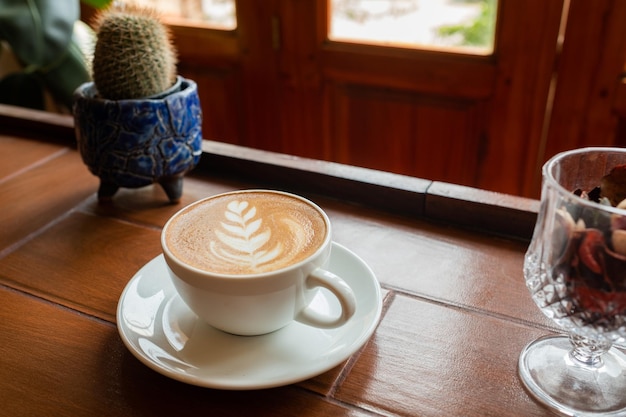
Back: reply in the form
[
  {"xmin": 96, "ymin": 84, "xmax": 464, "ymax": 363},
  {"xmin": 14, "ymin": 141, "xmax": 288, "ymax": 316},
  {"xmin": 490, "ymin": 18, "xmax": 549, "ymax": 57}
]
[{"xmin": 73, "ymin": 76, "xmax": 202, "ymax": 203}]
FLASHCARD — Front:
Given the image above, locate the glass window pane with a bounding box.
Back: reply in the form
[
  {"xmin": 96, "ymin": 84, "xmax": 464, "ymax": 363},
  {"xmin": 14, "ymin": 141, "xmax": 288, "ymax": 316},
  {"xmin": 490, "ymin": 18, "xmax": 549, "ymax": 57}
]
[
  {"xmin": 329, "ymin": 0, "xmax": 497, "ymax": 55},
  {"xmin": 132, "ymin": 0, "xmax": 237, "ymax": 30}
]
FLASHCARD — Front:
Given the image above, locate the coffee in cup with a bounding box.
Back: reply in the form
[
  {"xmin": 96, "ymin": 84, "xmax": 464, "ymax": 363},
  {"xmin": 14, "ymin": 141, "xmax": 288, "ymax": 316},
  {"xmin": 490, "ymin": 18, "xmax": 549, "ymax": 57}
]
[
  {"xmin": 161, "ymin": 189, "xmax": 356, "ymax": 336},
  {"xmin": 164, "ymin": 191, "xmax": 327, "ymax": 275}
]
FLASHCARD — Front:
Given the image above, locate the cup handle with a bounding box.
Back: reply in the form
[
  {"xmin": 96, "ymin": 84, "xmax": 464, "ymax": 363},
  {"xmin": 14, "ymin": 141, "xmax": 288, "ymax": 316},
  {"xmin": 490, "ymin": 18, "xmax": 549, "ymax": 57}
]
[{"xmin": 296, "ymin": 268, "xmax": 357, "ymax": 328}]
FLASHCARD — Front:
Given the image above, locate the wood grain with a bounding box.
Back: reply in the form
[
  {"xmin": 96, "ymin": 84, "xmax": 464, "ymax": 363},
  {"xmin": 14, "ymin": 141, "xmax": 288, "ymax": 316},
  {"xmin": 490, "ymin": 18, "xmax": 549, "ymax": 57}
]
[
  {"xmin": 0, "ymin": 147, "xmax": 98, "ymax": 253},
  {"xmin": 0, "ymin": 287, "xmax": 369, "ymax": 417},
  {"xmin": 336, "ymin": 295, "xmax": 554, "ymax": 416}
]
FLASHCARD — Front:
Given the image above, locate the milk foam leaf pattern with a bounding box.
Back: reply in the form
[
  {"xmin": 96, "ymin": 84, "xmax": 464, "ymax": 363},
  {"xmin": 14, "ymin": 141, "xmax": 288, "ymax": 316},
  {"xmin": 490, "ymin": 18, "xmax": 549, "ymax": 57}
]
[
  {"xmin": 221, "ymin": 219, "xmax": 261, "ymax": 238},
  {"xmin": 210, "ymin": 200, "xmax": 283, "ymax": 270},
  {"xmin": 226, "ymin": 201, "xmax": 248, "ymax": 215},
  {"xmin": 214, "ymin": 229, "xmax": 272, "ymax": 253},
  {"xmin": 243, "ymin": 206, "xmax": 257, "ymax": 222}
]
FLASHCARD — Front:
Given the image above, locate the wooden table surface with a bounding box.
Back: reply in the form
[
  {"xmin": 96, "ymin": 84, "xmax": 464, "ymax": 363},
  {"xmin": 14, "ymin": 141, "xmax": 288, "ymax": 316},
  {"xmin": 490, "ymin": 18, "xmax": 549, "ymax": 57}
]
[{"xmin": 0, "ymin": 105, "xmax": 560, "ymax": 416}]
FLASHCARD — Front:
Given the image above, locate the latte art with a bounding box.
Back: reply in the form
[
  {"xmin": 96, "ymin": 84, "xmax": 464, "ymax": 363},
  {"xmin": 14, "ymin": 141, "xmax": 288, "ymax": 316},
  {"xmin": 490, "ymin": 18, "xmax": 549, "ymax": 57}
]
[
  {"xmin": 210, "ymin": 199, "xmax": 308, "ymax": 270},
  {"xmin": 165, "ymin": 191, "xmax": 327, "ymax": 274}
]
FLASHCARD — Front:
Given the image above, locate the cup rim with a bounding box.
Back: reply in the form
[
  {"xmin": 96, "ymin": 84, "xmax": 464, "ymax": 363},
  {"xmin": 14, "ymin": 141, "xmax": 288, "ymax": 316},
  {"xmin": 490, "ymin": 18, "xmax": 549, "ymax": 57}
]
[
  {"xmin": 544, "ymin": 147, "xmax": 626, "ymax": 216},
  {"xmin": 161, "ymin": 189, "xmax": 332, "ymax": 279}
]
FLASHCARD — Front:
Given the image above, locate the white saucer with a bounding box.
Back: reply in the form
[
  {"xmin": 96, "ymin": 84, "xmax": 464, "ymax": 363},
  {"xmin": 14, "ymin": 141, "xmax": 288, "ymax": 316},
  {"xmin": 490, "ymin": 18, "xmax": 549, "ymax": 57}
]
[{"xmin": 116, "ymin": 242, "xmax": 382, "ymax": 390}]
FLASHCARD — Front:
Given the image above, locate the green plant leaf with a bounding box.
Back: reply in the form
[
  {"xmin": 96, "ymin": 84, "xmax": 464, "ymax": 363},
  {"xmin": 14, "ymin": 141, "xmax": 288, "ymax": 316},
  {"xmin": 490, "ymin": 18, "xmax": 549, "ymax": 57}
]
[{"xmin": 81, "ymin": 0, "xmax": 113, "ymax": 9}]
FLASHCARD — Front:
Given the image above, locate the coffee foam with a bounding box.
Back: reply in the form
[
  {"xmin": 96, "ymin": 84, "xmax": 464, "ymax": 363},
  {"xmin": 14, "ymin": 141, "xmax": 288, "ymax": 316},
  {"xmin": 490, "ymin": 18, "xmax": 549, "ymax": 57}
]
[{"xmin": 165, "ymin": 192, "xmax": 327, "ymax": 275}]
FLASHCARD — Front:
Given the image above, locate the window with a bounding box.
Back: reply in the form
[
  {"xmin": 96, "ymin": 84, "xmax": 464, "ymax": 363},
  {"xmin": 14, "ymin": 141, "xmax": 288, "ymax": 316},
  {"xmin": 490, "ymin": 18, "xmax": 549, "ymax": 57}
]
[
  {"xmin": 132, "ymin": 0, "xmax": 237, "ymax": 29},
  {"xmin": 328, "ymin": 0, "xmax": 497, "ymax": 55}
]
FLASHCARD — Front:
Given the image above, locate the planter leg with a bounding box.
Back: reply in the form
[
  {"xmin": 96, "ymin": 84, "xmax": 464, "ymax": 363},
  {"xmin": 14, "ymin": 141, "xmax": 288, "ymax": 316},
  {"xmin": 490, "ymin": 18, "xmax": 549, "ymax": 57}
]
[
  {"xmin": 159, "ymin": 176, "xmax": 183, "ymax": 203},
  {"xmin": 98, "ymin": 181, "xmax": 119, "ymax": 203}
]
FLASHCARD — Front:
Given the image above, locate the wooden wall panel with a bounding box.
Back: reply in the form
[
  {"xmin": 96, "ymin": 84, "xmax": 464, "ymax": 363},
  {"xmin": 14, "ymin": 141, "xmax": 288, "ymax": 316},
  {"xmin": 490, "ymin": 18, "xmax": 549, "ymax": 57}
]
[
  {"xmin": 414, "ymin": 99, "xmax": 486, "ymax": 185},
  {"xmin": 478, "ymin": 0, "xmax": 563, "ymax": 197},
  {"xmin": 543, "ymin": 0, "xmax": 626, "ymax": 172},
  {"xmin": 328, "ymin": 84, "xmax": 486, "ymax": 188},
  {"xmin": 178, "ymin": 65, "xmax": 244, "ymax": 146}
]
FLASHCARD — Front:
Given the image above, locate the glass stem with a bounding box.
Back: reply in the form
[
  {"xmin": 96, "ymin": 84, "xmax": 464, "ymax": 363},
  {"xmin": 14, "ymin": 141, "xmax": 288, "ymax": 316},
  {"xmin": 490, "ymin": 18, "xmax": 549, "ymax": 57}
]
[{"xmin": 568, "ymin": 334, "xmax": 611, "ymax": 368}]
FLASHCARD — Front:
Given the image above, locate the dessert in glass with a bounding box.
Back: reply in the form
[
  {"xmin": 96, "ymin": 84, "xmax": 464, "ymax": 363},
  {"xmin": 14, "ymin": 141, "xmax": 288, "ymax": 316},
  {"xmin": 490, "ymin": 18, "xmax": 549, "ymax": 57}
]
[{"xmin": 520, "ymin": 147, "xmax": 626, "ymax": 416}]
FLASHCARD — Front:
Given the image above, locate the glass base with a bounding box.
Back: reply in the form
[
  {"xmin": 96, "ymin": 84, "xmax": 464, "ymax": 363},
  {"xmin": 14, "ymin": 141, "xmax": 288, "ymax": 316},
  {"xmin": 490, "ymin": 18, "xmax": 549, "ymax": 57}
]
[{"xmin": 519, "ymin": 335, "xmax": 626, "ymax": 417}]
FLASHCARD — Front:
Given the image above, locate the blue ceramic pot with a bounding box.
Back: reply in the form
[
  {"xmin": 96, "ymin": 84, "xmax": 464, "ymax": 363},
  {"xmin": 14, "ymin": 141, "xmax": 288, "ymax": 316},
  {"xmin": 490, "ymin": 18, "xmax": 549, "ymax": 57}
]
[{"xmin": 73, "ymin": 76, "xmax": 202, "ymax": 203}]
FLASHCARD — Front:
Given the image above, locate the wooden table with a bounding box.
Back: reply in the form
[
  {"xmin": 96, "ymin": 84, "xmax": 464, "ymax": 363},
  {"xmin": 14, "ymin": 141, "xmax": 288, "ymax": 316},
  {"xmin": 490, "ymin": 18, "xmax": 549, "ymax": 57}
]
[{"xmin": 0, "ymin": 105, "xmax": 560, "ymax": 416}]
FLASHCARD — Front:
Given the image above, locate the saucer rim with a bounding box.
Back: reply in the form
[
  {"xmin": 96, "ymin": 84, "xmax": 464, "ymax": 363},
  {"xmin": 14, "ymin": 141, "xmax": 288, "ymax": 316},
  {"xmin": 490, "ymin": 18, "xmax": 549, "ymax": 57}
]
[{"xmin": 116, "ymin": 242, "xmax": 382, "ymax": 390}]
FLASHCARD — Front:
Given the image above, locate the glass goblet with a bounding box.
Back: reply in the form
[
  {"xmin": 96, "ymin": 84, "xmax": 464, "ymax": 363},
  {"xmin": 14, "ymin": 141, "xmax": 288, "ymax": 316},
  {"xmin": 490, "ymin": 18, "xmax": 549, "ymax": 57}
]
[{"xmin": 520, "ymin": 147, "xmax": 626, "ymax": 417}]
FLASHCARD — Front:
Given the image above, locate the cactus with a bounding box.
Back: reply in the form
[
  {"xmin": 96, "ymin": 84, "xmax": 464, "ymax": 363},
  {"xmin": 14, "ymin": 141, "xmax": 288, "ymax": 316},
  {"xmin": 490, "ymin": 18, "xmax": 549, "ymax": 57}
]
[{"xmin": 91, "ymin": 5, "xmax": 178, "ymax": 100}]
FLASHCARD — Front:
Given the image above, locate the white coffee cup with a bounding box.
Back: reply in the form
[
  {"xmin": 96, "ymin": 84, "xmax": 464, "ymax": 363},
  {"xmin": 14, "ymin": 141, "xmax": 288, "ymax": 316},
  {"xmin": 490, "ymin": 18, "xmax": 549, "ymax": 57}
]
[{"xmin": 161, "ymin": 189, "xmax": 357, "ymax": 336}]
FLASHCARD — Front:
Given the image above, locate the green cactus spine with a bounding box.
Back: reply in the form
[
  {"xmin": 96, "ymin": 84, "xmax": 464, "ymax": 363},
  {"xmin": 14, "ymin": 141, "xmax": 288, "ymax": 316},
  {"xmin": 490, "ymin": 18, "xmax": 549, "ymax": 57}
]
[{"xmin": 92, "ymin": 5, "xmax": 178, "ymax": 100}]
